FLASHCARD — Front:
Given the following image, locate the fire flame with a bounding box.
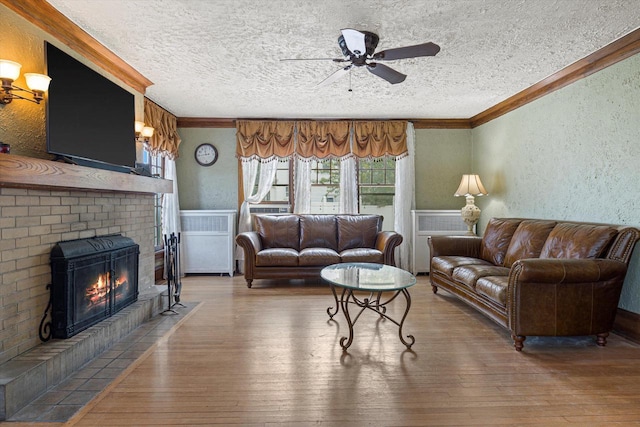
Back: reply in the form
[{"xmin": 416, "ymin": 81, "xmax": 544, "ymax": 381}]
[{"xmin": 85, "ymin": 271, "xmax": 128, "ymax": 307}]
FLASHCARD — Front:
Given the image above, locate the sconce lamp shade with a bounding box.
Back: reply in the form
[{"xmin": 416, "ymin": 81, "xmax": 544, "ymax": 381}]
[
  {"xmin": 141, "ymin": 126, "xmax": 154, "ymax": 138},
  {"xmin": 24, "ymin": 73, "xmax": 52, "ymax": 92},
  {"xmin": 0, "ymin": 59, "xmax": 21, "ymax": 81},
  {"xmin": 454, "ymin": 174, "xmax": 488, "ymax": 197},
  {"xmin": 134, "ymin": 121, "xmax": 145, "ymax": 133}
]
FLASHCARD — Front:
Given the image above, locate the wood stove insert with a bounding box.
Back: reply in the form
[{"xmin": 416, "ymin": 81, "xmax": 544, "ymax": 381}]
[{"xmin": 46, "ymin": 234, "xmax": 139, "ymax": 339}]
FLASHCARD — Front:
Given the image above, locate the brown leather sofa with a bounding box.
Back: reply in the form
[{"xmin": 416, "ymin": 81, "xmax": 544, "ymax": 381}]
[
  {"xmin": 236, "ymin": 214, "xmax": 403, "ymax": 288},
  {"xmin": 429, "ymin": 218, "xmax": 640, "ymax": 351}
]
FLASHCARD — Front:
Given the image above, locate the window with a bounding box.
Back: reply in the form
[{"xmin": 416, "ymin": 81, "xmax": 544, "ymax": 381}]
[
  {"xmin": 358, "ymin": 157, "xmax": 395, "ymax": 229},
  {"xmin": 310, "ymin": 159, "xmax": 340, "ymax": 213},
  {"xmin": 251, "ymin": 157, "xmax": 395, "ymax": 224}
]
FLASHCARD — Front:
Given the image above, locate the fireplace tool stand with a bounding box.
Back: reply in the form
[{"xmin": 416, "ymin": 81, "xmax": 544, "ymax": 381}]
[{"xmin": 162, "ymin": 232, "xmax": 184, "ymax": 315}]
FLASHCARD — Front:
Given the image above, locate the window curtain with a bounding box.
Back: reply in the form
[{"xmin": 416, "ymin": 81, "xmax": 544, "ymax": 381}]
[
  {"xmin": 293, "ymin": 158, "xmax": 311, "ymax": 214},
  {"xmin": 161, "ymin": 158, "xmax": 184, "ymax": 276},
  {"xmin": 144, "ymin": 99, "xmax": 182, "ymax": 159},
  {"xmin": 393, "ymin": 122, "xmax": 415, "ymax": 271},
  {"xmin": 236, "ymin": 158, "xmax": 279, "ymax": 265},
  {"xmin": 353, "ymin": 121, "xmax": 407, "ymax": 158},
  {"xmin": 296, "ymin": 121, "xmax": 351, "ymax": 159},
  {"xmin": 339, "ymin": 155, "xmax": 357, "ymax": 214},
  {"xmin": 236, "ymin": 120, "xmax": 295, "ymax": 159}
]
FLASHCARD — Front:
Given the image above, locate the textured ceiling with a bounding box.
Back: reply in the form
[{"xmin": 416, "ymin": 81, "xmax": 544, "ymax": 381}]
[{"xmin": 45, "ymin": 0, "xmax": 640, "ymax": 119}]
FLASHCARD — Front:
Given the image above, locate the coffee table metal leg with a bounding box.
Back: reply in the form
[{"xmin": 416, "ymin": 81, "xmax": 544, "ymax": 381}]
[
  {"xmin": 339, "ymin": 289, "xmax": 355, "ymax": 350},
  {"xmin": 398, "ymin": 288, "xmax": 415, "ymax": 349},
  {"xmin": 327, "ymin": 283, "xmax": 340, "ymax": 319}
]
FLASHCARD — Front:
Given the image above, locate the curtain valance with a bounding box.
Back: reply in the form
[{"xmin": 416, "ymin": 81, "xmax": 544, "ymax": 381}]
[
  {"xmin": 235, "ymin": 120, "xmax": 408, "ymax": 160},
  {"xmin": 353, "ymin": 121, "xmax": 407, "ymax": 158},
  {"xmin": 236, "ymin": 120, "xmax": 295, "ymax": 159},
  {"xmin": 296, "ymin": 121, "xmax": 351, "ymax": 159},
  {"xmin": 144, "ymin": 99, "xmax": 181, "ymax": 159}
]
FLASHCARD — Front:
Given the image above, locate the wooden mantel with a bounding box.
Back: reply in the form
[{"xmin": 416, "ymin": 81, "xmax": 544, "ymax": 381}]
[{"xmin": 0, "ymin": 154, "xmax": 172, "ymax": 194}]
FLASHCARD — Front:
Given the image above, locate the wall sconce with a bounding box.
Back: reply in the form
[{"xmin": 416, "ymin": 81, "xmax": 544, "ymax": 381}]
[
  {"xmin": 454, "ymin": 174, "xmax": 488, "ymax": 234},
  {"xmin": 135, "ymin": 121, "xmax": 155, "ymax": 144},
  {"xmin": 0, "ymin": 59, "xmax": 51, "ymax": 104}
]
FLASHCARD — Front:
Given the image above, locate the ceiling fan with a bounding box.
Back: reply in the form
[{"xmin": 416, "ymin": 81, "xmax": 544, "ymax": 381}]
[{"xmin": 283, "ymin": 29, "xmax": 440, "ymax": 88}]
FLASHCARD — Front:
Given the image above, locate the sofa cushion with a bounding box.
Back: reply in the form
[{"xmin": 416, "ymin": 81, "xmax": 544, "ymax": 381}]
[
  {"xmin": 299, "ymin": 248, "xmax": 341, "ymax": 266},
  {"xmin": 476, "ymin": 276, "xmax": 509, "ymax": 306},
  {"xmin": 255, "ymin": 214, "xmax": 300, "ymax": 251},
  {"xmin": 540, "ymin": 223, "xmax": 618, "ymax": 259},
  {"xmin": 431, "ymin": 256, "xmax": 493, "ymax": 277},
  {"xmin": 300, "ymin": 215, "xmax": 338, "ymax": 250},
  {"xmin": 255, "ymin": 248, "xmax": 299, "ymax": 267},
  {"xmin": 337, "ymin": 214, "xmax": 382, "ymax": 252},
  {"xmin": 340, "ymin": 248, "xmax": 383, "ymax": 264},
  {"xmin": 480, "ymin": 218, "xmax": 522, "ymax": 266},
  {"xmin": 503, "ymin": 220, "xmax": 557, "ymax": 267},
  {"xmin": 452, "ymin": 265, "xmax": 510, "ymax": 290}
]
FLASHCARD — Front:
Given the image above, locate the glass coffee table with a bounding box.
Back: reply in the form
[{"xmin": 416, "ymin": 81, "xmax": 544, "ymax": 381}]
[{"xmin": 321, "ymin": 262, "xmax": 416, "ymax": 350}]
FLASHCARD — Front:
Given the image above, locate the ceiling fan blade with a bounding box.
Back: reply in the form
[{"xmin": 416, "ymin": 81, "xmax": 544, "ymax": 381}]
[
  {"xmin": 340, "ymin": 28, "xmax": 367, "ymax": 57},
  {"xmin": 373, "ymin": 42, "xmax": 441, "ymax": 61},
  {"xmin": 280, "ymin": 57, "xmax": 349, "ymax": 62},
  {"xmin": 316, "ymin": 65, "xmax": 352, "ymax": 88},
  {"xmin": 366, "ymin": 63, "xmax": 406, "ymax": 84}
]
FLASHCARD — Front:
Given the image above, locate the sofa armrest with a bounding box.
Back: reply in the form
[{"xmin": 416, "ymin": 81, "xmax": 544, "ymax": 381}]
[
  {"xmin": 508, "ymin": 258, "xmax": 628, "ymax": 338},
  {"xmin": 236, "ymin": 231, "xmax": 262, "ymax": 256},
  {"xmin": 376, "ymin": 231, "xmax": 403, "ymax": 266},
  {"xmin": 428, "ymin": 235, "xmax": 482, "ymax": 258},
  {"xmin": 235, "ymin": 232, "xmax": 263, "ymax": 286}
]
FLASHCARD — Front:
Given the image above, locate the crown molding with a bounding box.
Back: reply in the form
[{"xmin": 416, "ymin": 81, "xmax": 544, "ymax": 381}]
[
  {"xmin": 1, "ymin": 0, "xmax": 153, "ymax": 94},
  {"xmin": 175, "ymin": 117, "xmax": 473, "ymax": 129},
  {"xmin": 177, "ymin": 118, "xmax": 236, "ymax": 128},
  {"xmin": 412, "ymin": 119, "xmax": 472, "ymax": 129}
]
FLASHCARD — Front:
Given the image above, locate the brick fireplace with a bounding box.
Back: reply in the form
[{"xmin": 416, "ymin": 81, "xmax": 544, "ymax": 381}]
[
  {"xmin": 0, "ymin": 186, "xmax": 154, "ymax": 364},
  {"xmin": 0, "ymin": 154, "xmax": 171, "ymax": 366}
]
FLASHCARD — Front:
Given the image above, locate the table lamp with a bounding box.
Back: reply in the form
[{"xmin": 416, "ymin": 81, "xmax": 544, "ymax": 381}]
[{"xmin": 454, "ymin": 174, "xmax": 488, "ymax": 234}]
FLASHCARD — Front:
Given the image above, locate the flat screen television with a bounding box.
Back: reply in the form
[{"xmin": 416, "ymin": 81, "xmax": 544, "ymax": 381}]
[{"xmin": 45, "ymin": 42, "xmax": 136, "ymax": 173}]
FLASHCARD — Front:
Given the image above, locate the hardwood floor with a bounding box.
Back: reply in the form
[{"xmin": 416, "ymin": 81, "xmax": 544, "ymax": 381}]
[{"xmin": 52, "ymin": 275, "xmax": 640, "ymax": 425}]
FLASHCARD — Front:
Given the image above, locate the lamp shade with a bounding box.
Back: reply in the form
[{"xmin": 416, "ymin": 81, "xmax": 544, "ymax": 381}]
[
  {"xmin": 134, "ymin": 121, "xmax": 145, "ymax": 133},
  {"xmin": 454, "ymin": 174, "xmax": 488, "ymax": 197},
  {"xmin": 24, "ymin": 73, "xmax": 51, "ymax": 92},
  {"xmin": 141, "ymin": 126, "xmax": 155, "ymax": 138},
  {"xmin": 0, "ymin": 59, "xmax": 21, "ymax": 81}
]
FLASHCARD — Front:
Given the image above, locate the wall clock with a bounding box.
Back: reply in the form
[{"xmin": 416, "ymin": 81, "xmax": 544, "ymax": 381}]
[{"xmin": 194, "ymin": 143, "xmax": 218, "ymax": 166}]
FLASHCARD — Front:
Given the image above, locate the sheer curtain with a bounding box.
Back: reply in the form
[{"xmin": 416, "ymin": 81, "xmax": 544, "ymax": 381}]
[
  {"xmin": 161, "ymin": 158, "xmax": 184, "ymax": 276},
  {"xmin": 293, "ymin": 157, "xmax": 311, "ymax": 214},
  {"xmin": 339, "ymin": 155, "xmax": 358, "ymax": 214},
  {"xmin": 236, "ymin": 158, "xmax": 279, "ymax": 264},
  {"xmin": 394, "ymin": 122, "xmax": 415, "ymax": 271}
]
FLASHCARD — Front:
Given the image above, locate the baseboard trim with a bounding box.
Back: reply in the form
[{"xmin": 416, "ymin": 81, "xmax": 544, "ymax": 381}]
[{"xmin": 613, "ymin": 307, "xmax": 640, "ymax": 344}]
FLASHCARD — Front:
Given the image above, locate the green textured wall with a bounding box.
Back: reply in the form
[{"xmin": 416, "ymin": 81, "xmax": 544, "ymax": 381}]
[
  {"xmin": 414, "ymin": 129, "xmax": 472, "ymax": 210},
  {"xmin": 473, "ymin": 53, "xmax": 640, "ymax": 313},
  {"xmin": 176, "ymin": 128, "xmax": 238, "ymax": 210}
]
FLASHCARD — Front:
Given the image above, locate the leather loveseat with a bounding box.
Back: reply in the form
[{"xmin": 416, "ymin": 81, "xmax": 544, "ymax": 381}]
[
  {"xmin": 236, "ymin": 214, "xmax": 403, "ymax": 288},
  {"xmin": 429, "ymin": 218, "xmax": 640, "ymax": 351}
]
